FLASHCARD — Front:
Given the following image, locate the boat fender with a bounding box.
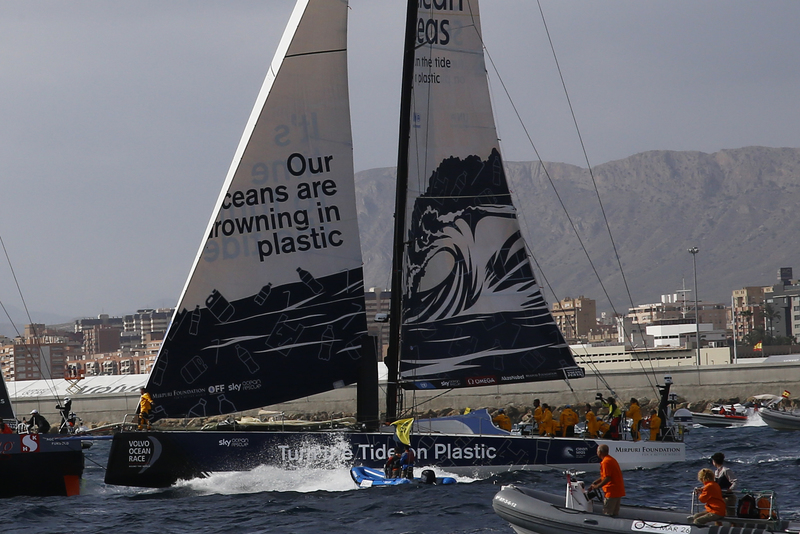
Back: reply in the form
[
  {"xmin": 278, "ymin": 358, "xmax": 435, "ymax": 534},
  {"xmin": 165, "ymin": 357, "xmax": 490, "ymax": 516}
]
[
  {"xmin": 737, "ymin": 494, "xmax": 759, "ymax": 518},
  {"xmin": 420, "ymin": 469, "xmax": 436, "ymax": 485}
]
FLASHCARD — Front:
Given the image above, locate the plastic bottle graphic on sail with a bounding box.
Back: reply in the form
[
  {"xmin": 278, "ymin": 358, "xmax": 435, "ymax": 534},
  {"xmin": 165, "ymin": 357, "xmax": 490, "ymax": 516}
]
[
  {"xmin": 145, "ymin": 0, "xmax": 367, "ymax": 419},
  {"xmin": 400, "ymin": 1, "xmax": 583, "ymax": 389}
]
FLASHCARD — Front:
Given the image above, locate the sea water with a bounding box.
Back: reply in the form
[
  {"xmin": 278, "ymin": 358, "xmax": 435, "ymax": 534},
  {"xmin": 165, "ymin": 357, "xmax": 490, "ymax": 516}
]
[{"xmin": 6, "ymin": 423, "xmax": 800, "ymax": 534}]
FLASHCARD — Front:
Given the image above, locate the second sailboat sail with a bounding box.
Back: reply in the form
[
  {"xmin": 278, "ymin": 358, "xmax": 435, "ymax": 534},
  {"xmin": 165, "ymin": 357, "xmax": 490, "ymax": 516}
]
[
  {"xmin": 145, "ymin": 0, "xmax": 367, "ymax": 419},
  {"xmin": 399, "ymin": 1, "xmax": 584, "ymax": 389}
]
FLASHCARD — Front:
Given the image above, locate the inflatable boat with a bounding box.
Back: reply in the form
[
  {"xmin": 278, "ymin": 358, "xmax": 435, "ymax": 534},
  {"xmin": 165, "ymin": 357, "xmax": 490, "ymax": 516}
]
[
  {"xmin": 493, "ymin": 481, "xmax": 800, "ymax": 534},
  {"xmin": 350, "ymin": 466, "xmax": 456, "ymax": 488}
]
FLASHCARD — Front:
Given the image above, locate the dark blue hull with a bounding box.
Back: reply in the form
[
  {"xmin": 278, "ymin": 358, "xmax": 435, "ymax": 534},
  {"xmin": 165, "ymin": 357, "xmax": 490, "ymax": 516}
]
[
  {"xmin": 0, "ymin": 434, "xmax": 85, "ymax": 497},
  {"xmin": 104, "ymin": 430, "xmax": 684, "ymax": 488}
]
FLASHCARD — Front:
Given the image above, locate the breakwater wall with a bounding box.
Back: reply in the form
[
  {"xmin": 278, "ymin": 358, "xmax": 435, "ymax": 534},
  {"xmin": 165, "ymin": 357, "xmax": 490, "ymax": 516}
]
[
  {"xmin": 10, "ymin": 362, "xmax": 800, "ymax": 426},
  {"xmin": 269, "ymin": 361, "xmax": 800, "ymax": 416}
]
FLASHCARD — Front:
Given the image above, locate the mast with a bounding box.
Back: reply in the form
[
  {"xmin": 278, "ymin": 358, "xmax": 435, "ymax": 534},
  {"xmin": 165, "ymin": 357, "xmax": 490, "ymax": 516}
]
[{"xmin": 385, "ymin": 0, "xmax": 418, "ymax": 421}]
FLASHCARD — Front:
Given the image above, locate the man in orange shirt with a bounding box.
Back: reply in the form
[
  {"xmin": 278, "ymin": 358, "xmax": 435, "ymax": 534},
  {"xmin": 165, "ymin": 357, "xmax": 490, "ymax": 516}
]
[
  {"xmin": 588, "ymin": 444, "xmax": 625, "ymax": 516},
  {"xmin": 690, "ymin": 468, "xmax": 726, "ymax": 526}
]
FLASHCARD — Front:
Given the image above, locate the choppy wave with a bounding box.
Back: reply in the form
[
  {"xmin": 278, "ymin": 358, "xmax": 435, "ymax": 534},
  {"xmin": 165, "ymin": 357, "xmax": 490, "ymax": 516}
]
[{"xmin": 12, "ymin": 426, "xmax": 800, "ymax": 534}]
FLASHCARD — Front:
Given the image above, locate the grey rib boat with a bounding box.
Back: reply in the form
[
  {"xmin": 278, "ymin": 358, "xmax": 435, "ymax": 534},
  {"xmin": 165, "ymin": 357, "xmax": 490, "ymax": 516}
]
[
  {"xmin": 760, "ymin": 408, "xmax": 800, "ymax": 431},
  {"xmin": 493, "ymin": 483, "xmax": 800, "ymax": 534}
]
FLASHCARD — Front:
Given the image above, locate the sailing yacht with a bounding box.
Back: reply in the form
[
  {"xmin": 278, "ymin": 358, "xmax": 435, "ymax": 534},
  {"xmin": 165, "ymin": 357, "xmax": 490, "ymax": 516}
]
[
  {"xmin": 104, "ymin": 0, "xmax": 684, "ymax": 489},
  {"xmin": 0, "ymin": 368, "xmax": 84, "ymax": 497}
]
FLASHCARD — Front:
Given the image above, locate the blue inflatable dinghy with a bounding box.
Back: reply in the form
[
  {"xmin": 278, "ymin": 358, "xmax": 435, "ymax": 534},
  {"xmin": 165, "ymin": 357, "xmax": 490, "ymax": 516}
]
[{"xmin": 350, "ymin": 466, "xmax": 456, "ymax": 487}]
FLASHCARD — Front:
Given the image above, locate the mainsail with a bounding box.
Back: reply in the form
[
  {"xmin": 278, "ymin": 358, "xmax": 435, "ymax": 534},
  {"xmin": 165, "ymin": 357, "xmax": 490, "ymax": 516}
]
[
  {"xmin": 396, "ymin": 1, "xmax": 583, "ymax": 390},
  {"xmin": 146, "ymin": 0, "xmax": 367, "ymax": 419},
  {"xmin": 0, "ymin": 372, "xmax": 15, "ymax": 422}
]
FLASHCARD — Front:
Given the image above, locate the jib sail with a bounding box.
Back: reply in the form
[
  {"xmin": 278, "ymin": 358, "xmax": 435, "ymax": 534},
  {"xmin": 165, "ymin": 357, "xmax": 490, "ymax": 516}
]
[{"xmin": 145, "ymin": 0, "xmax": 367, "ymax": 419}]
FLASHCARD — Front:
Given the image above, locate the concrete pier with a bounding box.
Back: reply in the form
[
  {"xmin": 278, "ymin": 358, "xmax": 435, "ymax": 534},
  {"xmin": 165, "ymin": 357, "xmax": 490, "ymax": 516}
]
[{"xmin": 8, "ymin": 361, "xmax": 799, "ymax": 426}]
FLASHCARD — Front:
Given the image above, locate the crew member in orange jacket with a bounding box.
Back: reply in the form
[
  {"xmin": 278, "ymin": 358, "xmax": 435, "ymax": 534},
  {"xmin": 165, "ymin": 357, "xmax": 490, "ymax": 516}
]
[
  {"xmin": 540, "ymin": 404, "xmax": 555, "ymax": 436},
  {"xmin": 492, "ymin": 409, "xmax": 512, "ymax": 431},
  {"xmin": 647, "ymin": 409, "xmax": 662, "ymax": 441},
  {"xmin": 560, "ymin": 405, "xmax": 579, "ymax": 437},
  {"xmin": 588, "ymin": 444, "xmax": 626, "ymax": 516},
  {"xmin": 626, "ymin": 398, "xmax": 642, "ymax": 441},
  {"xmin": 584, "ymin": 404, "xmax": 600, "ymax": 438}
]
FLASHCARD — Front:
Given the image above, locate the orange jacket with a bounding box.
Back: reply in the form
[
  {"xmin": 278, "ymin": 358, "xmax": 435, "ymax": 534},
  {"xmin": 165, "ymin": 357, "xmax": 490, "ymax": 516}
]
[
  {"xmin": 586, "ymin": 411, "xmax": 600, "ymax": 436},
  {"xmin": 599, "ymin": 455, "xmax": 626, "ymax": 498},
  {"xmin": 541, "ymin": 409, "xmax": 554, "ymax": 434},
  {"xmin": 648, "ymin": 414, "xmax": 662, "ymax": 441},
  {"xmin": 560, "ymin": 408, "xmax": 579, "ymax": 427},
  {"xmin": 533, "ymin": 406, "xmax": 543, "ymax": 423},
  {"xmin": 698, "ymin": 481, "xmax": 727, "ymax": 516},
  {"xmin": 493, "ymin": 413, "xmax": 512, "ymax": 431},
  {"xmin": 626, "ymin": 403, "xmax": 642, "ymax": 425}
]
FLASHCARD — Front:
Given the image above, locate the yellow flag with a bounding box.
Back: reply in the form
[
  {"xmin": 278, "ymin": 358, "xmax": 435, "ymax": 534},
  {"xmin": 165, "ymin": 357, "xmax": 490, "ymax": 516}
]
[
  {"xmin": 782, "ymin": 390, "xmax": 791, "ymax": 398},
  {"xmin": 391, "ymin": 418, "xmax": 414, "ymax": 446},
  {"xmin": 754, "ymin": 342, "xmax": 763, "ymax": 351}
]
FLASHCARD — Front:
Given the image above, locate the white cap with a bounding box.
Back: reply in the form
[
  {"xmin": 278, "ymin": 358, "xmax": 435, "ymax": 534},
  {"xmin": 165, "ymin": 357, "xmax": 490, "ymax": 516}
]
[
  {"xmin": 30, "ymin": 409, "xmax": 38, "ymax": 414},
  {"xmin": 64, "ymin": 397, "xmax": 70, "ymax": 402}
]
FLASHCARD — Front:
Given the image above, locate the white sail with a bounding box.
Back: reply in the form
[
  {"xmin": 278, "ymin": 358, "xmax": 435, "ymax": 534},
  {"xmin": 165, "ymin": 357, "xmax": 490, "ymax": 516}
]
[
  {"xmin": 398, "ymin": 1, "xmax": 581, "ymax": 388},
  {"xmin": 145, "ymin": 0, "xmax": 368, "ymax": 418}
]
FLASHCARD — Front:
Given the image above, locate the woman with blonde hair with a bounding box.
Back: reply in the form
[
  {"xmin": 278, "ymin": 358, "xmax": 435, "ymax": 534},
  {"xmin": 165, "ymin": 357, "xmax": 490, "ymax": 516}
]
[{"xmin": 690, "ymin": 468, "xmax": 727, "ymax": 526}]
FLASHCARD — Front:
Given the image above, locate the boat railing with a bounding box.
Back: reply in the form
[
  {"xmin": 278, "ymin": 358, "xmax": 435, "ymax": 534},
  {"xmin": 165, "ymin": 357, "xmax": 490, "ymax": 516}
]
[
  {"xmin": 690, "ymin": 488, "xmax": 779, "ymax": 529},
  {"xmin": 120, "ymin": 413, "xmax": 140, "ymax": 430}
]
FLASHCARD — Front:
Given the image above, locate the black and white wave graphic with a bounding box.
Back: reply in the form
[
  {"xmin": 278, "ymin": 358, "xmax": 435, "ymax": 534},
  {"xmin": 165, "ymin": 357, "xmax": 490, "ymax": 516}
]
[{"xmin": 401, "ymin": 149, "xmax": 582, "ymax": 389}]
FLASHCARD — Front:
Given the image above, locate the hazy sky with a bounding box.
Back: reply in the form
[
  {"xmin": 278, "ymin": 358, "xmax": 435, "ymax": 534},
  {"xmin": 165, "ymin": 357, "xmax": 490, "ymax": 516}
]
[{"xmin": 1, "ymin": 1, "xmax": 799, "ymax": 321}]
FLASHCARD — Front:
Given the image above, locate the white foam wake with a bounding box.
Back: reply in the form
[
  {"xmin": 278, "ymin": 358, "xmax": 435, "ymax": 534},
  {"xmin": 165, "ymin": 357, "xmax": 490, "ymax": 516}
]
[{"xmin": 178, "ymin": 465, "xmax": 357, "ymax": 494}]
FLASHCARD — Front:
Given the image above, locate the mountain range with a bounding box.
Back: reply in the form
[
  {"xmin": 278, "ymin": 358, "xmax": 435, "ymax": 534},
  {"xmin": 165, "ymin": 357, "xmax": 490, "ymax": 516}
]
[
  {"xmin": 3, "ymin": 145, "xmax": 797, "ymax": 336},
  {"xmin": 355, "ymin": 146, "xmax": 800, "ymax": 314}
]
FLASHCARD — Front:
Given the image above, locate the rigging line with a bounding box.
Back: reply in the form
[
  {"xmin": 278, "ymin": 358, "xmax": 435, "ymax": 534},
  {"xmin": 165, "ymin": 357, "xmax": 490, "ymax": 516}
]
[
  {"xmin": 477, "ymin": 21, "xmax": 618, "ymax": 399},
  {"xmin": 406, "ymin": 387, "xmax": 455, "ymax": 412},
  {"xmin": 482, "ymin": 43, "xmax": 631, "ymax": 395},
  {"xmin": 0, "ymin": 234, "xmax": 62, "ymax": 402},
  {"xmin": 534, "ymin": 0, "xmax": 661, "ymax": 391}
]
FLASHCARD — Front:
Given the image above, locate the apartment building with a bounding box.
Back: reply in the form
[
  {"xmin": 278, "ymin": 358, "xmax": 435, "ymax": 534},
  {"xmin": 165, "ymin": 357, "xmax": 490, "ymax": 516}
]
[{"xmin": 551, "ymin": 296, "xmax": 596, "ymax": 343}]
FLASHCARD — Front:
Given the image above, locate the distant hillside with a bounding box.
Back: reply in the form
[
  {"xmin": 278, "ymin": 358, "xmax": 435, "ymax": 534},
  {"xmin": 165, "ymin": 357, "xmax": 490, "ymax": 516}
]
[{"xmin": 355, "ymin": 146, "xmax": 800, "ymax": 313}]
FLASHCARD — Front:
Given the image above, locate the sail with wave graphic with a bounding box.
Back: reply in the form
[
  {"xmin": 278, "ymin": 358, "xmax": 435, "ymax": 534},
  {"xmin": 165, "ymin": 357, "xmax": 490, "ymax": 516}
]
[{"xmin": 398, "ymin": 1, "xmax": 583, "ymax": 389}]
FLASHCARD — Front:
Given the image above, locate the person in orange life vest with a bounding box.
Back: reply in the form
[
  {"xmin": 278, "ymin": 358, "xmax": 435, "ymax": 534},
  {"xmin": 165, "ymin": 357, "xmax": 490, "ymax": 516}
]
[
  {"xmin": 540, "ymin": 404, "xmax": 555, "ymax": 436},
  {"xmin": 559, "ymin": 405, "xmax": 579, "ymax": 437},
  {"xmin": 626, "ymin": 398, "xmax": 642, "ymax": 441},
  {"xmin": 584, "ymin": 404, "xmax": 600, "ymax": 438},
  {"xmin": 690, "ymin": 468, "xmax": 727, "ymax": 526},
  {"xmin": 588, "ymin": 444, "xmax": 625, "ymax": 516},
  {"xmin": 533, "ymin": 399, "xmax": 543, "ymax": 435},
  {"xmin": 647, "ymin": 409, "xmax": 662, "ymax": 441},
  {"xmin": 0, "ymin": 421, "xmax": 12, "ymax": 434},
  {"xmin": 492, "ymin": 409, "xmax": 512, "ymax": 431}
]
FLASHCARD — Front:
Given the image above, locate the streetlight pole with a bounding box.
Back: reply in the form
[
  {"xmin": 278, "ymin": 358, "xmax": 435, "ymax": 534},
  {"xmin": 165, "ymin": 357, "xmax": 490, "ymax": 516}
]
[
  {"xmin": 731, "ymin": 294, "xmax": 738, "ymax": 364},
  {"xmin": 688, "ymin": 247, "xmax": 700, "ymax": 365}
]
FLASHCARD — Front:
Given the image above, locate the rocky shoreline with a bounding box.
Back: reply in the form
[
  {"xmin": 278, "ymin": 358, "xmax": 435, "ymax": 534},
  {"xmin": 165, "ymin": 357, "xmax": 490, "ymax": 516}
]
[{"xmin": 83, "ymin": 395, "xmax": 795, "ymax": 433}]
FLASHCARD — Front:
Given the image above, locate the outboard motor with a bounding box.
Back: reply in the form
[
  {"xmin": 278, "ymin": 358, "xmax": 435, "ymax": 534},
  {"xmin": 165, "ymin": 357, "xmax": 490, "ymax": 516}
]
[{"xmin": 420, "ymin": 469, "xmax": 436, "ymax": 484}]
